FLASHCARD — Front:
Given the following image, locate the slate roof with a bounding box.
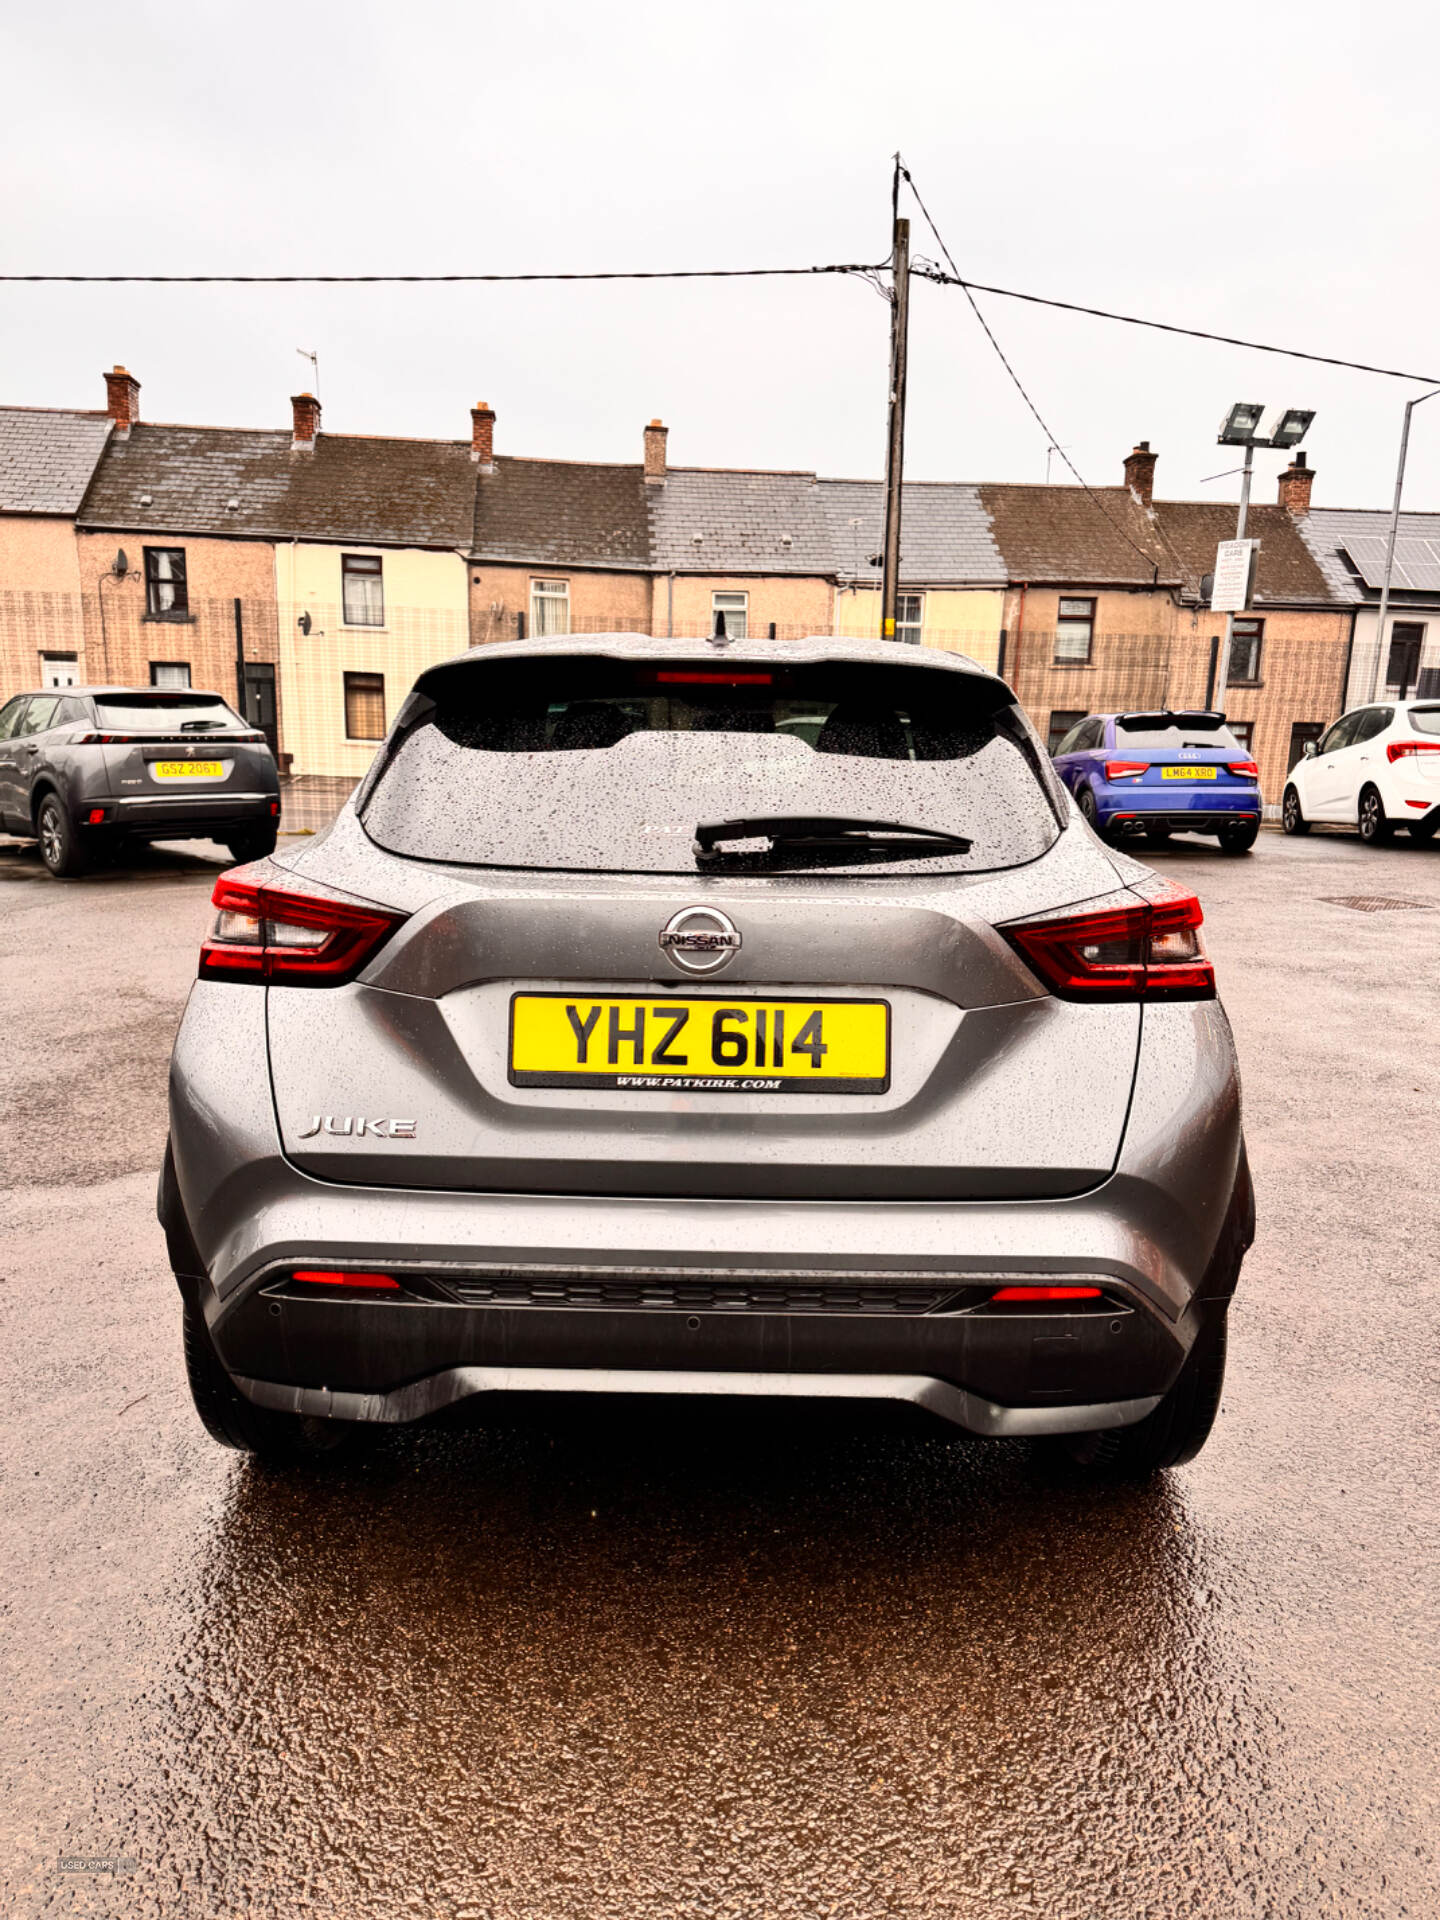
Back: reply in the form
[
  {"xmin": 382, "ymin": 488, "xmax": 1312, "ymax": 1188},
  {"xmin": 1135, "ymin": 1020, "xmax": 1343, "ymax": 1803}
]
[
  {"xmin": 820, "ymin": 479, "xmax": 1006, "ymax": 586},
  {"xmin": 649, "ymin": 468, "xmax": 835, "ymax": 575},
  {"xmin": 77, "ymin": 423, "xmax": 477, "ymax": 547},
  {"xmin": 0, "ymin": 407, "xmax": 112, "ymax": 514},
  {"xmin": 474, "ymin": 457, "xmax": 650, "ymax": 570},
  {"xmin": 1153, "ymin": 500, "xmax": 1337, "ymax": 607},
  {"xmin": 977, "ymin": 484, "xmax": 1175, "ymax": 588},
  {"xmin": 1299, "ymin": 506, "xmax": 1440, "ymax": 603}
]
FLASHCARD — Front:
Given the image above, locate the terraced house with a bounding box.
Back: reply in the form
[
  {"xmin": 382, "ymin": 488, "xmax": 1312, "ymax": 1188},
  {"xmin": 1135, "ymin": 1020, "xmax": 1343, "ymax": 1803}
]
[{"xmin": 0, "ymin": 373, "xmax": 1371, "ymax": 798}]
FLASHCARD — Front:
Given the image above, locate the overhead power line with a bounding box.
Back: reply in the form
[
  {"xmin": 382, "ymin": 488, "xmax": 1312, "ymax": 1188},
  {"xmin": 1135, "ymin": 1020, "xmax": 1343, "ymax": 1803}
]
[
  {"xmin": 0, "ymin": 262, "xmax": 883, "ymax": 285},
  {"xmin": 912, "ymin": 268, "xmax": 1440, "ymax": 386},
  {"xmin": 897, "ymin": 160, "xmax": 1167, "ymax": 576}
]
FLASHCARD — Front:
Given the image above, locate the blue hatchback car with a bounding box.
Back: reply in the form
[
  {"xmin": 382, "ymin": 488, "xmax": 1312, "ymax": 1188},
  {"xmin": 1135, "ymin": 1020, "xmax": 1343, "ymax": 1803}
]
[{"xmin": 1051, "ymin": 710, "xmax": 1263, "ymax": 854}]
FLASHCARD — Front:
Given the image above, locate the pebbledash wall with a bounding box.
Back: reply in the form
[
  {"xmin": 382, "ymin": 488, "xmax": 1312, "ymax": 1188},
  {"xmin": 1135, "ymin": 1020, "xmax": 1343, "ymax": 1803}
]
[{"xmin": 71, "ymin": 528, "xmax": 281, "ymax": 702}]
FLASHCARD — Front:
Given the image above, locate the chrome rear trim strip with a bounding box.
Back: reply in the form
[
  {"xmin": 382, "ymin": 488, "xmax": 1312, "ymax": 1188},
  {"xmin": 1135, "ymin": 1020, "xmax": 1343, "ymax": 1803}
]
[
  {"xmin": 119, "ymin": 792, "xmax": 272, "ymax": 806},
  {"xmin": 235, "ymin": 1364, "xmax": 1162, "ymax": 1438}
]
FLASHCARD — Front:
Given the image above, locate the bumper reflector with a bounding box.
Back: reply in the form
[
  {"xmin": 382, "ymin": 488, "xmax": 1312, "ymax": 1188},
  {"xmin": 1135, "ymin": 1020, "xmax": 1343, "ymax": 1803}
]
[
  {"xmin": 292, "ymin": 1269, "xmax": 401, "ymax": 1291},
  {"xmin": 990, "ymin": 1285, "xmax": 1103, "ymax": 1302}
]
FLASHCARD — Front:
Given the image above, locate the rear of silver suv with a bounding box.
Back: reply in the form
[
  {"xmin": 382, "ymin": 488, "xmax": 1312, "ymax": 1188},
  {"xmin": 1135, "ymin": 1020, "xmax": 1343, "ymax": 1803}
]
[{"xmin": 161, "ymin": 637, "xmax": 1252, "ymax": 1480}]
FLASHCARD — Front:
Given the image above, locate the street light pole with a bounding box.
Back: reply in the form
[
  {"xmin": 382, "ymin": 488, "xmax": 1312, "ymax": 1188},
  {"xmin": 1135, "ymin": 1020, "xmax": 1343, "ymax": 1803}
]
[
  {"xmin": 1211, "ymin": 439, "xmax": 1256, "ymax": 712},
  {"xmin": 1368, "ymin": 386, "xmax": 1440, "ymax": 702}
]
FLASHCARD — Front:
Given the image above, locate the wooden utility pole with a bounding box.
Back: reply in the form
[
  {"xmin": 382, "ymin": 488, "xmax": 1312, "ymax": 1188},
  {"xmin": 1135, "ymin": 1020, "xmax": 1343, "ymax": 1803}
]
[{"xmin": 880, "ymin": 212, "xmax": 911, "ymax": 641}]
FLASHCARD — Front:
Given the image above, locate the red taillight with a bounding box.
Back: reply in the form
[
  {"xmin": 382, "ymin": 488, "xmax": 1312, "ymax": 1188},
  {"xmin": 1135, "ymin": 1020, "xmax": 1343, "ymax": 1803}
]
[
  {"xmin": 990, "ymin": 1285, "xmax": 1104, "ymax": 1302},
  {"xmin": 1226, "ymin": 760, "xmax": 1259, "ymax": 778},
  {"xmin": 1003, "ymin": 891, "xmax": 1215, "ymax": 1001},
  {"xmin": 86, "ymin": 807, "xmax": 106, "ymax": 825},
  {"xmin": 198, "ymin": 879, "xmax": 405, "ymax": 986},
  {"xmin": 1104, "ymin": 760, "xmax": 1149, "ymax": 780},
  {"xmin": 1387, "ymin": 740, "xmax": 1440, "ymax": 763},
  {"xmin": 292, "ymin": 1269, "xmax": 401, "ymax": 1290}
]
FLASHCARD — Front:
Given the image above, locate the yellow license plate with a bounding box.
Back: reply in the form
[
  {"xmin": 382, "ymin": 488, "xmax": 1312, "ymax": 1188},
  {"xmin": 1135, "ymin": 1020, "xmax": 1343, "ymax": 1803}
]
[
  {"xmin": 1161, "ymin": 765, "xmax": 1217, "ymax": 780},
  {"xmin": 509, "ymin": 994, "xmax": 891, "ymax": 1094},
  {"xmin": 153, "ymin": 760, "xmax": 224, "ymax": 778}
]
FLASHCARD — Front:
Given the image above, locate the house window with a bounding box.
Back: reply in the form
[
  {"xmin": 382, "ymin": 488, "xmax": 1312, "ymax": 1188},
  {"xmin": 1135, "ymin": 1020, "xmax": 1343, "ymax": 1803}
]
[
  {"xmin": 1054, "ymin": 597, "xmax": 1095, "ymax": 664},
  {"xmin": 1386, "ymin": 622, "xmax": 1425, "ymax": 696},
  {"xmin": 144, "ymin": 548, "xmax": 188, "ymax": 617},
  {"xmin": 1047, "ymin": 709, "xmax": 1088, "ymax": 754},
  {"xmin": 711, "ymin": 590, "xmax": 748, "ymax": 639},
  {"xmin": 342, "ymin": 554, "xmax": 385, "ymax": 628},
  {"xmin": 896, "ymin": 593, "xmax": 924, "ymax": 645},
  {"xmin": 40, "ymin": 652, "xmax": 78, "ymax": 689},
  {"xmin": 1229, "ymin": 618, "xmax": 1264, "ymax": 685},
  {"xmin": 344, "ymin": 671, "xmax": 386, "ymax": 742},
  {"xmin": 1228, "ymin": 719, "xmax": 1255, "ymax": 754},
  {"xmin": 531, "ymin": 578, "xmax": 571, "ymax": 637},
  {"xmin": 150, "ymin": 661, "xmax": 191, "ymax": 689}
]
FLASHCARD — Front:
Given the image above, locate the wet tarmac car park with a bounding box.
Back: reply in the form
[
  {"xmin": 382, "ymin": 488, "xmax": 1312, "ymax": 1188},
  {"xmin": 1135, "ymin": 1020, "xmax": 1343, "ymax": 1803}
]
[{"xmin": 1, "ymin": 824, "xmax": 1437, "ymax": 1918}]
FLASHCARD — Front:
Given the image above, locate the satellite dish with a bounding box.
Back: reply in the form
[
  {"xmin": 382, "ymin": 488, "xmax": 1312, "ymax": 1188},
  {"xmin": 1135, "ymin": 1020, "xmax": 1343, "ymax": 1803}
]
[
  {"xmin": 297, "ymin": 612, "xmax": 313, "ymax": 636},
  {"xmin": 113, "ymin": 548, "xmax": 128, "ymax": 577}
]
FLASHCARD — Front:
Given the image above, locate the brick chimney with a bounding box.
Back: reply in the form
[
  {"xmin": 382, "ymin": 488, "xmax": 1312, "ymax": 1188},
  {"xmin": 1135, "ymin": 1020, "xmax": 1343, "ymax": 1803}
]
[
  {"xmin": 470, "ymin": 401, "xmax": 496, "ymax": 469},
  {"xmin": 644, "ymin": 418, "xmax": 668, "ymax": 484},
  {"xmin": 1123, "ymin": 440, "xmax": 1156, "ymax": 506},
  {"xmin": 1277, "ymin": 451, "xmax": 1314, "ymax": 515},
  {"xmin": 291, "ymin": 391, "xmax": 322, "ymax": 450},
  {"xmin": 103, "ymin": 365, "xmax": 141, "ymax": 438}
]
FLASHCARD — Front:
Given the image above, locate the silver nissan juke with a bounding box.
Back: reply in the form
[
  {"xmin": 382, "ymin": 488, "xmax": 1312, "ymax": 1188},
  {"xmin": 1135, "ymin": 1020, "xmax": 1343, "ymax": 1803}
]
[{"xmin": 160, "ymin": 635, "xmax": 1253, "ymax": 1479}]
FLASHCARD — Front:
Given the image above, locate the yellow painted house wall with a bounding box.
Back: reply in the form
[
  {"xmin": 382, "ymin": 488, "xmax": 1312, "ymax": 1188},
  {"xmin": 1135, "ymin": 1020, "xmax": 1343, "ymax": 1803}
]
[
  {"xmin": 833, "ymin": 586, "xmax": 1006, "ymax": 669},
  {"xmin": 275, "ymin": 542, "xmax": 470, "ymax": 776}
]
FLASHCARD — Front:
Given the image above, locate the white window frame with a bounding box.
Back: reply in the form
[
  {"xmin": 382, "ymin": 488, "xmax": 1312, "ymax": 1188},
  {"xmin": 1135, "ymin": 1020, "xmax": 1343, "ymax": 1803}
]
[
  {"xmin": 711, "ymin": 590, "xmax": 749, "ymax": 639},
  {"xmin": 896, "ymin": 592, "xmax": 924, "ymax": 645},
  {"xmin": 530, "ymin": 578, "xmax": 571, "ymax": 638},
  {"xmin": 1054, "ymin": 597, "xmax": 1096, "ymax": 665},
  {"xmin": 40, "ymin": 652, "xmax": 79, "ymax": 689},
  {"xmin": 149, "ymin": 661, "xmax": 192, "ymax": 689},
  {"xmin": 342, "ymin": 553, "xmax": 385, "ymax": 629}
]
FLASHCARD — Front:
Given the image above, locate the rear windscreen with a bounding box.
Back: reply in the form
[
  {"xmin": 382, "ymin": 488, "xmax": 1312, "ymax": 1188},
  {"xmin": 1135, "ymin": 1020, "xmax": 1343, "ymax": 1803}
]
[
  {"xmin": 1115, "ymin": 713, "xmax": 1243, "ymax": 750},
  {"xmin": 94, "ymin": 694, "xmax": 242, "ymax": 732},
  {"xmin": 360, "ymin": 656, "xmax": 1064, "ymax": 875},
  {"xmin": 1410, "ymin": 706, "xmax": 1440, "ymax": 736}
]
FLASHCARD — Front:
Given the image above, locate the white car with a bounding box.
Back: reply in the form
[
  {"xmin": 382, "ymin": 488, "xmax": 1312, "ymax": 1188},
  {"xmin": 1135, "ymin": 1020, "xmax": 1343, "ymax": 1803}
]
[{"xmin": 1283, "ymin": 699, "xmax": 1440, "ymax": 844}]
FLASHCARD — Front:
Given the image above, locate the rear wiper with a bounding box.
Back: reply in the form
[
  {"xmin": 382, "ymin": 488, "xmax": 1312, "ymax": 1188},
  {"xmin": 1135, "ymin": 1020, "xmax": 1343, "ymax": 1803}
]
[
  {"xmin": 694, "ymin": 814, "xmax": 972, "ymax": 868},
  {"xmin": 179, "ymin": 719, "xmax": 223, "ymax": 731}
]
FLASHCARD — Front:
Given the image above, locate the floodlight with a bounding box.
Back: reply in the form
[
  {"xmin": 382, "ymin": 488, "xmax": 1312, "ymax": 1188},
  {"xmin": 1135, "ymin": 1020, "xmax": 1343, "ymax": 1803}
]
[
  {"xmin": 1267, "ymin": 407, "xmax": 1315, "ymax": 450},
  {"xmin": 1218, "ymin": 402, "xmax": 1266, "ymax": 446}
]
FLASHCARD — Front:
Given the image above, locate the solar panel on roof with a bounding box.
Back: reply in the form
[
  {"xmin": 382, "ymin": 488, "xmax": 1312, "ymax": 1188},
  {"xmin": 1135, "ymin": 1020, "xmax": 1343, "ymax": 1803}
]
[{"xmin": 1340, "ymin": 535, "xmax": 1440, "ymax": 591}]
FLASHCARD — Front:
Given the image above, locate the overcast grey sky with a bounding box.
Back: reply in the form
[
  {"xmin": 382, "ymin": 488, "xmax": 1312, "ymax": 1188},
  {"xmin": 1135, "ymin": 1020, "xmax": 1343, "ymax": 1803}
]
[{"xmin": 5, "ymin": 0, "xmax": 1440, "ymax": 511}]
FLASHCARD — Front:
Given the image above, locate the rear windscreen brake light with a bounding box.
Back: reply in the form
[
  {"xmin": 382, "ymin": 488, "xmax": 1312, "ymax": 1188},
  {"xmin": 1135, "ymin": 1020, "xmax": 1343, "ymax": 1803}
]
[
  {"xmin": 199, "ymin": 879, "xmax": 406, "ymax": 986},
  {"xmin": 1002, "ymin": 891, "xmax": 1215, "ymax": 1002}
]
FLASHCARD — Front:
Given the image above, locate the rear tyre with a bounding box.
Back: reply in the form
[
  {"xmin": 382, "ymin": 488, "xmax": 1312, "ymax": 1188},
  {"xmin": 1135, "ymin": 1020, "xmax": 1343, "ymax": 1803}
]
[
  {"xmin": 1217, "ymin": 822, "xmax": 1259, "ymax": 855},
  {"xmin": 1078, "ymin": 787, "xmax": 1118, "ymax": 845},
  {"xmin": 36, "ymin": 794, "xmax": 90, "ymax": 877},
  {"xmin": 1357, "ymin": 784, "xmax": 1394, "ymax": 844},
  {"xmin": 182, "ymin": 1302, "xmax": 371, "ymax": 1465},
  {"xmin": 1411, "ymin": 813, "xmax": 1439, "ymax": 842},
  {"xmin": 1281, "ymin": 785, "xmax": 1310, "ymax": 835},
  {"xmin": 1053, "ymin": 1315, "xmax": 1228, "ymax": 1480},
  {"xmin": 226, "ymin": 825, "xmax": 278, "ymax": 864}
]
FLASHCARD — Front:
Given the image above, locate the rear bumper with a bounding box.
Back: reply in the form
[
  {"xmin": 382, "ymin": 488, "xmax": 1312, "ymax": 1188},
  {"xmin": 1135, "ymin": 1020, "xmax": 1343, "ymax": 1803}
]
[
  {"xmin": 86, "ymin": 792, "xmax": 278, "ymax": 837},
  {"xmin": 1101, "ymin": 803, "xmax": 1260, "ymax": 833},
  {"xmin": 237, "ymin": 1360, "xmax": 1166, "ymax": 1439},
  {"xmin": 1097, "ymin": 784, "xmax": 1259, "ymax": 819}
]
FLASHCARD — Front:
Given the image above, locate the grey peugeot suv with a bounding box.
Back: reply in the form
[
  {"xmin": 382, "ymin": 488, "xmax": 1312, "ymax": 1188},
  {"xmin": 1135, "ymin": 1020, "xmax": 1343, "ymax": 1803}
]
[
  {"xmin": 0, "ymin": 685, "xmax": 280, "ymax": 876},
  {"xmin": 161, "ymin": 635, "xmax": 1253, "ymax": 1480}
]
